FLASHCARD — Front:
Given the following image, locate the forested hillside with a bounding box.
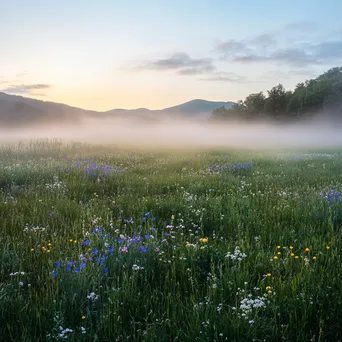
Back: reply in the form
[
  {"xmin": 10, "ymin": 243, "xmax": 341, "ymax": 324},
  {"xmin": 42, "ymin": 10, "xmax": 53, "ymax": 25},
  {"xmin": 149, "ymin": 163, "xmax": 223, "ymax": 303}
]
[{"xmin": 212, "ymin": 67, "xmax": 342, "ymax": 122}]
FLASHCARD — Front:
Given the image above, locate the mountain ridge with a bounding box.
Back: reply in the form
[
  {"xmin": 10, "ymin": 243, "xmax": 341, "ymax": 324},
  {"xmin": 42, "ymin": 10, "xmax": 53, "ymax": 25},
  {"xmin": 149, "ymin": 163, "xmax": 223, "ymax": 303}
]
[{"xmin": 0, "ymin": 91, "xmax": 235, "ymax": 126}]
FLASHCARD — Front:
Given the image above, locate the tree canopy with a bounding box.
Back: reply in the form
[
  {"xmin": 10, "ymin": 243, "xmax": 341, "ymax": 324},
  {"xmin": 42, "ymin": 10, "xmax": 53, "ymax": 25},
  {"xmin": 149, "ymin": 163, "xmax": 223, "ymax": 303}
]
[{"xmin": 212, "ymin": 67, "xmax": 342, "ymax": 122}]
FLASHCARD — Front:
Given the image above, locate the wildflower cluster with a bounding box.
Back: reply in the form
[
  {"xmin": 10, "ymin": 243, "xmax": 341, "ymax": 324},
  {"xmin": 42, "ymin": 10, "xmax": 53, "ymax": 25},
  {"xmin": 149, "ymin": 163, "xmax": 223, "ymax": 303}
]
[{"xmin": 225, "ymin": 246, "xmax": 247, "ymax": 261}]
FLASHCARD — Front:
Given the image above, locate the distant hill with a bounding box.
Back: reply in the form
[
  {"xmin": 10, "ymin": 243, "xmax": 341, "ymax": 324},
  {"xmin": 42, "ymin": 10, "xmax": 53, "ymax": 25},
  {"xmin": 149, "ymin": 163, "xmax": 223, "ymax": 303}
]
[
  {"xmin": 162, "ymin": 99, "xmax": 234, "ymax": 116},
  {"xmin": 0, "ymin": 92, "xmax": 235, "ymax": 127}
]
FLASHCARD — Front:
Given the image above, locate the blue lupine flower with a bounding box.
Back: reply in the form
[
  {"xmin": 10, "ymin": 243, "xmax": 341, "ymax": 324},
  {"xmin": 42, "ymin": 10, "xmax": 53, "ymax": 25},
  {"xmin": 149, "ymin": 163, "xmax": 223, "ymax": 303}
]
[
  {"xmin": 52, "ymin": 269, "xmax": 58, "ymax": 278},
  {"xmin": 56, "ymin": 261, "xmax": 61, "ymax": 268},
  {"xmin": 140, "ymin": 246, "xmax": 149, "ymax": 253}
]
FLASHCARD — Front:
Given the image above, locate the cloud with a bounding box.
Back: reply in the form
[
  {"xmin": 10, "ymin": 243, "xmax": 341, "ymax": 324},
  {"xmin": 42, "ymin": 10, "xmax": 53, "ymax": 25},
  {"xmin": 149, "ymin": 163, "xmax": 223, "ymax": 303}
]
[
  {"xmin": 137, "ymin": 52, "xmax": 215, "ymax": 75},
  {"xmin": 135, "ymin": 52, "xmax": 244, "ymax": 82},
  {"xmin": 284, "ymin": 21, "xmax": 319, "ymax": 32},
  {"xmin": 15, "ymin": 72, "xmax": 28, "ymax": 78},
  {"xmin": 201, "ymin": 71, "xmax": 246, "ymax": 83},
  {"xmin": 213, "ymin": 32, "xmax": 342, "ymax": 67},
  {"xmin": 2, "ymin": 84, "xmax": 52, "ymax": 96}
]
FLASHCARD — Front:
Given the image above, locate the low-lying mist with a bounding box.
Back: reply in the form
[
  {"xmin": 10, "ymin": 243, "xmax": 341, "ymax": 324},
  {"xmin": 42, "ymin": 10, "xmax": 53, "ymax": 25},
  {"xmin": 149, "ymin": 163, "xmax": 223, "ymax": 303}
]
[{"xmin": 1, "ymin": 116, "xmax": 342, "ymax": 151}]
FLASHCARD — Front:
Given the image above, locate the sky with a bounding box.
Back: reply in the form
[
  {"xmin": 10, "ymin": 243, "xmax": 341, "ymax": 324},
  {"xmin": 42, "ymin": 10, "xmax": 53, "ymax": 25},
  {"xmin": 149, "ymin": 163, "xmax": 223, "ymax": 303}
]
[{"xmin": 1, "ymin": 0, "xmax": 342, "ymax": 111}]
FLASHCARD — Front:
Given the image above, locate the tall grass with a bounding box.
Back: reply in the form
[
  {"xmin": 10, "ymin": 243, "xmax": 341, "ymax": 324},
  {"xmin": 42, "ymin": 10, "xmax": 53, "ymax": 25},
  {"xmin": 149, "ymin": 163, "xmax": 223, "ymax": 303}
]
[{"xmin": 0, "ymin": 141, "xmax": 341, "ymax": 341}]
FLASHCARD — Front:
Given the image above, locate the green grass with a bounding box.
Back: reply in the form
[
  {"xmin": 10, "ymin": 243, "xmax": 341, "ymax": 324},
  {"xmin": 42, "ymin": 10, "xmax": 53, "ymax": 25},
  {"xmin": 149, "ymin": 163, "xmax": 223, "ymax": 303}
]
[{"xmin": 0, "ymin": 141, "xmax": 341, "ymax": 341}]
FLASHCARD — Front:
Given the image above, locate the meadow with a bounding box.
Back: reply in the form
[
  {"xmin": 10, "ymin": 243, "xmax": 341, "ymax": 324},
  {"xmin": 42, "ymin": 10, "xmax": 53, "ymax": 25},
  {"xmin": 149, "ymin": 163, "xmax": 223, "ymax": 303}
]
[{"xmin": 0, "ymin": 140, "xmax": 342, "ymax": 341}]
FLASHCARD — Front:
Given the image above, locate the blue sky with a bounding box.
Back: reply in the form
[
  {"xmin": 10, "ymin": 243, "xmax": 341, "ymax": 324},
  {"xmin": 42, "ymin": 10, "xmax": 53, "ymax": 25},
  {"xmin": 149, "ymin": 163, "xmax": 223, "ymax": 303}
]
[{"xmin": 1, "ymin": 0, "xmax": 342, "ymax": 110}]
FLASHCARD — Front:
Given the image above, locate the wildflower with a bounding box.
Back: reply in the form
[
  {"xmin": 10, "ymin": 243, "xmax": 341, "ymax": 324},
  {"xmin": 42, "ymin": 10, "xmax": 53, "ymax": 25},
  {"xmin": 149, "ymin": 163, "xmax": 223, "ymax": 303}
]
[
  {"xmin": 56, "ymin": 261, "xmax": 61, "ymax": 268},
  {"xmin": 132, "ymin": 264, "xmax": 144, "ymax": 271},
  {"xmin": 289, "ymin": 246, "xmax": 294, "ymax": 250},
  {"xmin": 200, "ymin": 246, "xmax": 206, "ymax": 250},
  {"xmin": 295, "ymin": 255, "xmax": 299, "ymax": 259},
  {"xmin": 277, "ymin": 251, "xmax": 281, "ymax": 255},
  {"xmin": 326, "ymin": 245, "xmax": 330, "ymax": 249},
  {"xmin": 52, "ymin": 270, "xmax": 58, "ymax": 278},
  {"xmin": 277, "ymin": 245, "xmax": 281, "ymax": 249},
  {"xmin": 74, "ymin": 240, "xmax": 77, "ymax": 243},
  {"xmin": 267, "ymin": 273, "xmax": 271, "ymax": 277},
  {"xmin": 139, "ymin": 246, "xmax": 149, "ymax": 253},
  {"xmin": 313, "ymin": 256, "xmax": 317, "ymax": 260},
  {"xmin": 273, "ymin": 256, "xmax": 278, "ymax": 260},
  {"xmin": 226, "ymin": 246, "xmax": 247, "ymax": 261},
  {"xmin": 200, "ymin": 238, "xmax": 208, "ymax": 243},
  {"xmin": 266, "ymin": 286, "xmax": 271, "ymax": 291},
  {"xmin": 87, "ymin": 292, "xmax": 99, "ymax": 301},
  {"xmin": 48, "ymin": 243, "xmax": 52, "ymax": 247},
  {"xmin": 81, "ymin": 315, "xmax": 86, "ymax": 320},
  {"xmin": 290, "ymin": 253, "xmax": 295, "ymax": 257},
  {"xmin": 69, "ymin": 239, "xmax": 73, "ymax": 242},
  {"xmin": 305, "ymin": 248, "xmax": 310, "ymax": 252},
  {"xmin": 171, "ymin": 215, "xmax": 175, "ymax": 220},
  {"xmin": 47, "ymin": 249, "xmax": 51, "ymax": 253},
  {"xmin": 30, "ymin": 248, "xmax": 35, "ymax": 252},
  {"xmin": 19, "ymin": 282, "xmax": 24, "ymax": 286}
]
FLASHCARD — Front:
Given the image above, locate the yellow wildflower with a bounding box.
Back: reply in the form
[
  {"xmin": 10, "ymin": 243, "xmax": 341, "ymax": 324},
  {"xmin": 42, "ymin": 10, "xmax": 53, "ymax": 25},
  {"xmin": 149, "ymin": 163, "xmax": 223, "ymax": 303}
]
[
  {"xmin": 326, "ymin": 245, "xmax": 330, "ymax": 249},
  {"xmin": 290, "ymin": 253, "xmax": 295, "ymax": 257},
  {"xmin": 266, "ymin": 286, "xmax": 271, "ymax": 291},
  {"xmin": 277, "ymin": 245, "xmax": 281, "ymax": 249},
  {"xmin": 305, "ymin": 247, "xmax": 309, "ymax": 252},
  {"xmin": 82, "ymin": 315, "xmax": 86, "ymax": 320},
  {"xmin": 289, "ymin": 246, "xmax": 294, "ymax": 250},
  {"xmin": 47, "ymin": 249, "xmax": 51, "ymax": 253},
  {"xmin": 171, "ymin": 215, "xmax": 175, "ymax": 220},
  {"xmin": 295, "ymin": 255, "xmax": 299, "ymax": 259},
  {"xmin": 30, "ymin": 248, "xmax": 35, "ymax": 252},
  {"xmin": 200, "ymin": 238, "xmax": 208, "ymax": 243},
  {"xmin": 267, "ymin": 273, "xmax": 271, "ymax": 277},
  {"xmin": 69, "ymin": 239, "xmax": 73, "ymax": 242},
  {"xmin": 313, "ymin": 256, "xmax": 317, "ymax": 260},
  {"xmin": 74, "ymin": 240, "xmax": 77, "ymax": 243},
  {"xmin": 277, "ymin": 251, "xmax": 281, "ymax": 255},
  {"xmin": 48, "ymin": 243, "xmax": 52, "ymax": 247},
  {"xmin": 273, "ymin": 256, "xmax": 278, "ymax": 260}
]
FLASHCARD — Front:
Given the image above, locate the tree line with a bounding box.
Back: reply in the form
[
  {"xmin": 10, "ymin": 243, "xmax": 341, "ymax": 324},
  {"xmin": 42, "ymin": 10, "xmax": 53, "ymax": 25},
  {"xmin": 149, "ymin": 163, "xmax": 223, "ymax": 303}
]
[{"xmin": 211, "ymin": 67, "xmax": 342, "ymax": 122}]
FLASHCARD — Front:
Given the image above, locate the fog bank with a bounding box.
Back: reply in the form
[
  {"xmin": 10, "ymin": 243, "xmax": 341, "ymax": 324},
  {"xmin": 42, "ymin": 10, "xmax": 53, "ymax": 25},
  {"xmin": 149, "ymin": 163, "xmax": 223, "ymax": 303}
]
[{"xmin": 1, "ymin": 117, "xmax": 342, "ymax": 151}]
